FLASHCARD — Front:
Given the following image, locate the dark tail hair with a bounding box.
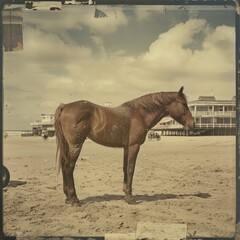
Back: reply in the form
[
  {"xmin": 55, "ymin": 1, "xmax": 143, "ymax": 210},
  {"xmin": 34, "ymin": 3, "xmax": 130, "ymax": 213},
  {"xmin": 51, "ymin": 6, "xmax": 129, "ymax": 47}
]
[{"xmin": 54, "ymin": 104, "xmax": 68, "ymax": 175}]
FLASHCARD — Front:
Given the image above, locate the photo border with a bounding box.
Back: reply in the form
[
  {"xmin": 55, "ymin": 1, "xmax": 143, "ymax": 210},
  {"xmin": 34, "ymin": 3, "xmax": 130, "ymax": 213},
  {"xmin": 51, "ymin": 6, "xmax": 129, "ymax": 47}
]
[{"xmin": 0, "ymin": 0, "xmax": 239, "ymax": 239}]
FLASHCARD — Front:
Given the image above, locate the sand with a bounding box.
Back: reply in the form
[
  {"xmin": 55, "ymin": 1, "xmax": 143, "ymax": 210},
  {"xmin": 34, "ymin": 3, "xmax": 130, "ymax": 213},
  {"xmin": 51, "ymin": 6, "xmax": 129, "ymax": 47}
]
[{"xmin": 3, "ymin": 135, "xmax": 236, "ymax": 238}]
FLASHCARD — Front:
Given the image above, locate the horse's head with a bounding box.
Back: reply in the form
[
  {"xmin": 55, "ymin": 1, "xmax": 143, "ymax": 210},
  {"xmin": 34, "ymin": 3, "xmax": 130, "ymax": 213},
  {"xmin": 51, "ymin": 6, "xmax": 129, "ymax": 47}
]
[{"xmin": 167, "ymin": 87, "xmax": 195, "ymax": 131}]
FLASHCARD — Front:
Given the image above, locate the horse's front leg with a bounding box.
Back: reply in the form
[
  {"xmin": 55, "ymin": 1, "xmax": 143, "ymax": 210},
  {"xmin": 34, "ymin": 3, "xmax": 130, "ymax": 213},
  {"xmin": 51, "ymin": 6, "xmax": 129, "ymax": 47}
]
[
  {"xmin": 123, "ymin": 147, "xmax": 128, "ymax": 194},
  {"xmin": 124, "ymin": 144, "xmax": 140, "ymax": 204}
]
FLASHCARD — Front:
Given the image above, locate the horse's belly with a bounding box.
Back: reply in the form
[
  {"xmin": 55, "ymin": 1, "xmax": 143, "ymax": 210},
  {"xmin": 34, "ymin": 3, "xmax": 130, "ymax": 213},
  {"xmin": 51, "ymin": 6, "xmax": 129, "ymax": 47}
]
[{"xmin": 88, "ymin": 125, "xmax": 127, "ymax": 148}]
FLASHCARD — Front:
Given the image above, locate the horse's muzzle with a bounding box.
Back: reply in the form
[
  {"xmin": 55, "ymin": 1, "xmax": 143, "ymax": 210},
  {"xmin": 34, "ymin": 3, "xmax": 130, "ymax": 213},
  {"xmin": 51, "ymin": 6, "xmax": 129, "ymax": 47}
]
[{"xmin": 184, "ymin": 122, "xmax": 195, "ymax": 131}]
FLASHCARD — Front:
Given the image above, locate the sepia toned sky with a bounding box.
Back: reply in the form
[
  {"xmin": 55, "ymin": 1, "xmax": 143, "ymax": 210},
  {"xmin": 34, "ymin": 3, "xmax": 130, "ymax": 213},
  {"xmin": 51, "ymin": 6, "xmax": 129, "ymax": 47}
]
[{"xmin": 3, "ymin": 5, "xmax": 236, "ymax": 130}]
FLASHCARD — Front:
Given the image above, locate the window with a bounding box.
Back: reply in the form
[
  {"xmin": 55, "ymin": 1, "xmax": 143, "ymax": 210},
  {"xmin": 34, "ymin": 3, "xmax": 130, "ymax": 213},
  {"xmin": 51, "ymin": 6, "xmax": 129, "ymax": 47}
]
[
  {"xmin": 196, "ymin": 106, "xmax": 208, "ymax": 111},
  {"xmin": 216, "ymin": 118, "xmax": 224, "ymax": 124},
  {"xmin": 201, "ymin": 118, "xmax": 213, "ymax": 124},
  {"xmin": 224, "ymin": 118, "xmax": 230, "ymax": 124},
  {"xmin": 225, "ymin": 106, "xmax": 236, "ymax": 111},
  {"xmin": 216, "ymin": 118, "xmax": 230, "ymax": 124},
  {"xmin": 214, "ymin": 106, "xmax": 224, "ymax": 111}
]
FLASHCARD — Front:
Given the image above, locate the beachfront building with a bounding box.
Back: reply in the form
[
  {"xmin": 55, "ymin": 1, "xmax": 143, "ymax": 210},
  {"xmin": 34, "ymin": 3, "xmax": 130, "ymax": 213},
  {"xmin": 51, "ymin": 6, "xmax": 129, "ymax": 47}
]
[
  {"xmin": 153, "ymin": 96, "xmax": 236, "ymax": 136},
  {"xmin": 30, "ymin": 114, "xmax": 55, "ymax": 136}
]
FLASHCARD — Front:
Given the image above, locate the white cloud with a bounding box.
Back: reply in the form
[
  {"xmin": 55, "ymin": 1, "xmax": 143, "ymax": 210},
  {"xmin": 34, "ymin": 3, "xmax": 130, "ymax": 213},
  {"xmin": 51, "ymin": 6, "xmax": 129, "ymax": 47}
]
[
  {"xmin": 4, "ymin": 17, "xmax": 235, "ymax": 129},
  {"xmin": 127, "ymin": 19, "xmax": 235, "ymax": 95},
  {"xmin": 24, "ymin": 7, "xmax": 128, "ymax": 34},
  {"xmin": 23, "ymin": 27, "xmax": 92, "ymax": 63},
  {"xmin": 91, "ymin": 34, "xmax": 107, "ymax": 58},
  {"xmin": 134, "ymin": 6, "xmax": 154, "ymax": 22},
  {"xmin": 133, "ymin": 6, "xmax": 166, "ymax": 22},
  {"xmin": 46, "ymin": 77, "xmax": 78, "ymax": 91}
]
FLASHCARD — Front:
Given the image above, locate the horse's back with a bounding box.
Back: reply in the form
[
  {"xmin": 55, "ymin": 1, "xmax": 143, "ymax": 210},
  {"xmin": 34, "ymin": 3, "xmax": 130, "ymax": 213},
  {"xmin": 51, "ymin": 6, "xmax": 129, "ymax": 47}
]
[
  {"xmin": 61, "ymin": 100, "xmax": 95, "ymax": 121},
  {"xmin": 59, "ymin": 101, "xmax": 95, "ymax": 138}
]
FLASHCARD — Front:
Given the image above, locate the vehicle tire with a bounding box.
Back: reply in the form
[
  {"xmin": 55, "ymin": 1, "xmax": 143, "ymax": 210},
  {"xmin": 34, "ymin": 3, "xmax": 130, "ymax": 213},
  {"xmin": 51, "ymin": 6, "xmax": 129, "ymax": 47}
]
[
  {"xmin": 50, "ymin": 7, "xmax": 61, "ymax": 10},
  {"xmin": 2, "ymin": 165, "xmax": 10, "ymax": 188}
]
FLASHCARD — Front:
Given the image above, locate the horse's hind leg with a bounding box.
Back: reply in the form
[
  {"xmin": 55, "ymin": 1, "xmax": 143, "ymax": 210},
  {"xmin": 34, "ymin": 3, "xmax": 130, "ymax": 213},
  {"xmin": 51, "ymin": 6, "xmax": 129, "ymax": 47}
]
[{"xmin": 61, "ymin": 143, "xmax": 83, "ymax": 205}]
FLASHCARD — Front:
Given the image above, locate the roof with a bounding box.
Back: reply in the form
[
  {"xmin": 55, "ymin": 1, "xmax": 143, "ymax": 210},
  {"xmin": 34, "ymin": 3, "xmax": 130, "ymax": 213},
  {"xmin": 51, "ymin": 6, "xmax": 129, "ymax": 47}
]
[
  {"xmin": 189, "ymin": 96, "xmax": 235, "ymax": 106},
  {"xmin": 198, "ymin": 96, "xmax": 216, "ymax": 101}
]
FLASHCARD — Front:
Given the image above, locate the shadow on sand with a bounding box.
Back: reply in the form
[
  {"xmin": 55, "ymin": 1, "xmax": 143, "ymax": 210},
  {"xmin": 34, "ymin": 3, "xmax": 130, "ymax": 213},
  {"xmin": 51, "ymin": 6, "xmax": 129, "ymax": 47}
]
[
  {"xmin": 7, "ymin": 180, "xmax": 27, "ymax": 188},
  {"xmin": 80, "ymin": 192, "xmax": 211, "ymax": 204}
]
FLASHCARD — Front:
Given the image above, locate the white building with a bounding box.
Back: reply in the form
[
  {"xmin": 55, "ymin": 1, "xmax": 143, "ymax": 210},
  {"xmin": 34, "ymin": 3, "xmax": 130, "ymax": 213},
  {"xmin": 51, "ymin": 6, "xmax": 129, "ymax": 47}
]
[
  {"xmin": 155, "ymin": 96, "xmax": 236, "ymax": 136},
  {"xmin": 30, "ymin": 114, "xmax": 55, "ymax": 136}
]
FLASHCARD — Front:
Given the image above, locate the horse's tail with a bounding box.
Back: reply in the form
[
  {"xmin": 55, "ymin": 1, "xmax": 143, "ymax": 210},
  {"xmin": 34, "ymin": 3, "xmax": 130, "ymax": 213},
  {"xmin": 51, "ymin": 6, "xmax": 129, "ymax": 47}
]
[{"xmin": 54, "ymin": 104, "xmax": 68, "ymax": 175}]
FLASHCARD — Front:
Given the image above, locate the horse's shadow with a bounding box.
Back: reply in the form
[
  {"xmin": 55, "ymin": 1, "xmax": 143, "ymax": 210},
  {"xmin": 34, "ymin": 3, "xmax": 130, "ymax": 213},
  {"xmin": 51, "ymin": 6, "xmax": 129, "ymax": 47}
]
[{"xmin": 81, "ymin": 192, "xmax": 211, "ymax": 204}]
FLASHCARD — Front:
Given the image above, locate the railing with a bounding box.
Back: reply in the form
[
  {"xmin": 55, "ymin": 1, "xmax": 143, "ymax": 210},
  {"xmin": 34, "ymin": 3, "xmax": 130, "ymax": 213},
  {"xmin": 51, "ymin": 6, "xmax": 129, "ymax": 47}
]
[
  {"xmin": 158, "ymin": 123, "xmax": 183, "ymax": 129},
  {"xmin": 191, "ymin": 111, "xmax": 235, "ymax": 118},
  {"xmin": 194, "ymin": 123, "xmax": 236, "ymax": 128},
  {"xmin": 157, "ymin": 123, "xmax": 236, "ymax": 129},
  {"xmin": 30, "ymin": 121, "xmax": 54, "ymax": 126}
]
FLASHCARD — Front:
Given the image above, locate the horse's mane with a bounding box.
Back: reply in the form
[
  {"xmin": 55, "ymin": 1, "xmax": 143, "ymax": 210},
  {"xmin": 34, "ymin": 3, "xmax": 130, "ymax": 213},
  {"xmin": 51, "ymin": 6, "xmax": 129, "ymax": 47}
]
[{"xmin": 122, "ymin": 91, "xmax": 188, "ymax": 112}]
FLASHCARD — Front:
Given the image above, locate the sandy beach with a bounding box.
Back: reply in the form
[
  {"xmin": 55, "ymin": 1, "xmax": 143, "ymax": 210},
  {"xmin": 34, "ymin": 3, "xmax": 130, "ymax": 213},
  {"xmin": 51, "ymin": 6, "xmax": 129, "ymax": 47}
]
[{"xmin": 3, "ymin": 135, "xmax": 236, "ymax": 238}]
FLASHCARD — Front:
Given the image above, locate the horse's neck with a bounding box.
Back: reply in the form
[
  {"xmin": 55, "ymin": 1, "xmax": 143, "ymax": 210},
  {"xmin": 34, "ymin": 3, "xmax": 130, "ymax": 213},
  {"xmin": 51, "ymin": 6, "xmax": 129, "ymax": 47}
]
[
  {"xmin": 139, "ymin": 92, "xmax": 175, "ymax": 129},
  {"xmin": 142, "ymin": 106, "xmax": 168, "ymax": 130}
]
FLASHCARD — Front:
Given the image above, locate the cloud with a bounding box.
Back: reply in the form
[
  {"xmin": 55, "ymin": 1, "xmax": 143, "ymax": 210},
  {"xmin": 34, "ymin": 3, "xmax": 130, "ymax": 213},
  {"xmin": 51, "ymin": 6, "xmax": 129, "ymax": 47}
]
[
  {"xmin": 133, "ymin": 6, "xmax": 155, "ymax": 22},
  {"xmin": 46, "ymin": 77, "xmax": 78, "ymax": 91},
  {"xmin": 91, "ymin": 34, "xmax": 107, "ymax": 58},
  {"xmin": 133, "ymin": 6, "xmax": 166, "ymax": 22},
  {"xmin": 24, "ymin": 6, "xmax": 128, "ymax": 34},
  {"xmin": 143, "ymin": 19, "xmax": 208, "ymax": 61},
  {"xmin": 126, "ymin": 19, "xmax": 235, "ymax": 93},
  {"xmin": 23, "ymin": 27, "xmax": 92, "ymax": 63},
  {"xmin": 4, "ymin": 17, "xmax": 235, "ymax": 129}
]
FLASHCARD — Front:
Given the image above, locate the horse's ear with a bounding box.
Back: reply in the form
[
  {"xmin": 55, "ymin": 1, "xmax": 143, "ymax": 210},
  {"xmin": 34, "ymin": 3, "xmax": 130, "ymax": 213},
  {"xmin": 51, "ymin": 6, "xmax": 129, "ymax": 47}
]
[{"xmin": 178, "ymin": 86, "xmax": 184, "ymax": 95}]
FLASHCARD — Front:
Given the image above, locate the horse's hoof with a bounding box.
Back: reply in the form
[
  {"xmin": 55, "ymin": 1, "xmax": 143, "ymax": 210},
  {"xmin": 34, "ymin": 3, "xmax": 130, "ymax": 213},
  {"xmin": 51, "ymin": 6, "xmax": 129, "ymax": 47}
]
[
  {"xmin": 65, "ymin": 198, "xmax": 82, "ymax": 206},
  {"xmin": 72, "ymin": 201, "xmax": 83, "ymax": 207},
  {"xmin": 125, "ymin": 196, "xmax": 137, "ymax": 205}
]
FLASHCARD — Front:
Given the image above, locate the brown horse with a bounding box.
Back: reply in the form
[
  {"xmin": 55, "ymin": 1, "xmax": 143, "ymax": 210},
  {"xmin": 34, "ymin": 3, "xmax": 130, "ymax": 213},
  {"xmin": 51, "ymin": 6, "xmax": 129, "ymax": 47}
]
[{"xmin": 54, "ymin": 87, "xmax": 194, "ymax": 205}]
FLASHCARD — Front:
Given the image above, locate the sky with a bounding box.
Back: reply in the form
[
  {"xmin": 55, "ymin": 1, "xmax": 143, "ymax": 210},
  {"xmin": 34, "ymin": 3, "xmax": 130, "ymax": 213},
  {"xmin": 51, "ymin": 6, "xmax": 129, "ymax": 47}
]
[{"xmin": 3, "ymin": 5, "xmax": 236, "ymax": 130}]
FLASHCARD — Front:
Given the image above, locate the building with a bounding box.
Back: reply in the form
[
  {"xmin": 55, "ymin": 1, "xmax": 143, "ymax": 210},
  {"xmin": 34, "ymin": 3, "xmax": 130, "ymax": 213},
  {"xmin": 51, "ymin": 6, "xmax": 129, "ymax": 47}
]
[
  {"xmin": 30, "ymin": 114, "xmax": 55, "ymax": 137},
  {"xmin": 154, "ymin": 96, "xmax": 236, "ymax": 136},
  {"xmin": 31, "ymin": 96, "xmax": 236, "ymax": 137}
]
